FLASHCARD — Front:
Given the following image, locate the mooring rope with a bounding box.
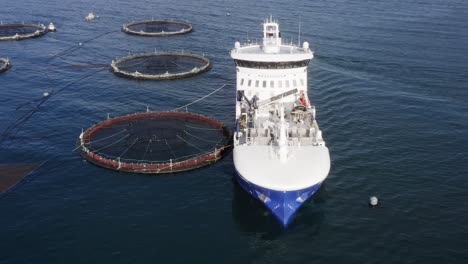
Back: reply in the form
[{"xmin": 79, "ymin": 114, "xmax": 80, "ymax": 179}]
[
  {"xmin": 72, "ymin": 129, "xmax": 128, "ymax": 152},
  {"xmin": 118, "ymin": 137, "xmax": 139, "ymax": 158},
  {"xmin": 171, "ymin": 83, "xmax": 230, "ymax": 111},
  {"xmin": 88, "ymin": 129, "xmax": 128, "ymax": 144},
  {"xmin": 176, "ymin": 134, "xmax": 206, "ymax": 152},
  {"xmin": 1, "ymin": 65, "xmax": 106, "ymax": 147},
  {"xmin": 141, "ymin": 139, "xmax": 153, "ymax": 161},
  {"xmin": 49, "ymin": 30, "xmax": 119, "ymax": 61},
  {"xmin": 90, "ymin": 133, "xmax": 130, "ymax": 153},
  {"xmin": 164, "ymin": 139, "xmax": 177, "ymax": 159},
  {"xmin": 184, "ymin": 124, "xmax": 223, "ymax": 131},
  {"xmin": 0, "ymin": 95, "xmax": 49, "ymax": 146},
  {"xmin": 183, "ymin": 130, "xmax": 223, "ymax": 144}
]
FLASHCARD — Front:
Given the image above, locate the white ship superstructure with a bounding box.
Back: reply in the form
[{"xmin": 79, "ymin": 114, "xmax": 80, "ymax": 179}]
[{"xmin": 231, "ymin": 17, "xmax": 330, "ymax": 226}]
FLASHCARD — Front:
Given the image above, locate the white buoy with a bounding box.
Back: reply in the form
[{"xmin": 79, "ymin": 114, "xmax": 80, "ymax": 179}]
[
  {"xmin": 369, "ymin": 196, "xmax": 378, "ymax": 207},
  {"xmin": 85, "ymin": 12, "xmax": 96, "ymax": 21},
  {"xmin": 79, "ymin": 42, "xmax": 83, "ymax": 46},
  {"xmin": 43, "ymin": 92, "xmax": 49, "ymax": 97}
]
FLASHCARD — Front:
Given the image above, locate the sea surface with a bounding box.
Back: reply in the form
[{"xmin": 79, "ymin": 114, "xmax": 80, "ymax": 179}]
[{"xmin": 1, "ymin": 0, "xmax": 468, "ymax": 263}]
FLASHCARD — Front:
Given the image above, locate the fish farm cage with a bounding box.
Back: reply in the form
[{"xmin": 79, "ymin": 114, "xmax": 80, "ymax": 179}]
[
  {"xmin": 0, "ymin": 23, "xmax": 47, "ymax": 41},
  {"xmin": 0, "ymin": 57, "xmax": 11, "ymax": 73},
  {"xmin": 77, "ymin": 111, "xmax": 232, "ymax": 174},
  {"xmin": 111, "ymin": 51, "xmax": 212, "ymax": 80},
  {"xmin": 122, "ymin": 19, "xmax": 192, "ymax": 37}
]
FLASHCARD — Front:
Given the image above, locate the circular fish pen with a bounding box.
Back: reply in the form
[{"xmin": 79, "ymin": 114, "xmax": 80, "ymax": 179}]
[
  {"xmin": 0, "ymin": 23, "xmax": 47, "ymax": 41},
  {"xmin": 78, "ymin": 111, "xmax": 232, "ymax": 174},
  {"xmin": 111, "ymin": 52, "xmax": 211, "ymax": 80},
  {"xmin": 122, "ymin": 20, "xmax": 192, "ymax": 36},
  {"xmin": 0, "ymin": 57, "xmax": 11, "ymax": 73}
]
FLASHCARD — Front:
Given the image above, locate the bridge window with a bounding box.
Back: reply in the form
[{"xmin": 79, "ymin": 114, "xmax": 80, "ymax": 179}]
[
  {"xmin": 255, "ymin": 80, "xmax": 259, "ymax": 87},
  {"xmin": 241, "ymin": 79, "xmax": 244, "ymax": 85},
  {"xmin": 300, "ymin": 79, "xmax": 305, "ymax": 86},
  {"xmin": 278, "ymin": 80, "xmax": 282, "ymax": 88},
  {"xmin": 248, "ymin": 80, "xmax": 252, "ymax": 87},
  {"xmin": 293, "ymin": 80, "xmax": 298, "ymax": 87},
  {"xmin": 263, "ymin": 81, "xmax": 267, "ymax": 88},
  {"xmin": 270, "ymin": 80, "xmax": 274, "ymax": 88},
  {"xmin": 286, "ymin": 80, "xmax": 290, "ymax": 88},
  {"xmin": 234, "ymin": 60, "xmax": 310, "ymax": 69}
]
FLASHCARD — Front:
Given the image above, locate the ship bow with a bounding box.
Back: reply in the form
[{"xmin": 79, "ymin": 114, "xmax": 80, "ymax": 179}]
[{"xmin": 236, "ymin": 170, "xmax": 322, "ymax": 226}]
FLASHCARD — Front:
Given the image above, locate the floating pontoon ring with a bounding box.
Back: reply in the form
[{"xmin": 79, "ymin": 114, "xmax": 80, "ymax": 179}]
[
  {"xmin": 122, "ymin": 20, "xmax": 192, "ymax": 37},
  {"xmin": 110, "ymin": 51, "xmax": 211, "ymax": 80},
  {"xmin": 0, "ymin": 57, "xmax": 12, "ymax": 73},
  {"xmin": 0, "ymin": 23, "xmax": 48, "ymax": 41},
  {"xmin": 77, "ymin": 111, "xmax": 232, "ymax": 174}
]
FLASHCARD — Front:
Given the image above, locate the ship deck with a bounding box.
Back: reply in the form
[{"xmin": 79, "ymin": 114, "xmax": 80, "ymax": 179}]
[
  {"xmin": 236, "ymin": 102, "xmax": 320, "ymax": 147},
  {"xmin": 234, "ymin": 98, "xmax": 330, "ymax": 191},
  {"xmin": 234, "ymin": 144, "xmax": 330, "ymax": 191}
]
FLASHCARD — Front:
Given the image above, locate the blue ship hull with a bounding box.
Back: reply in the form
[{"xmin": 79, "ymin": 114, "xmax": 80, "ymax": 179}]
[{"xmin": 235, "ymin": 170, "xmax": 322, "ymax": 226}]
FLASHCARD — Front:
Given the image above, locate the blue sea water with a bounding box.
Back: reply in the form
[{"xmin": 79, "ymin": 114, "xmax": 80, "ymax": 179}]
[{"xmin": 1, "ymin": 0, "xmax": 468, "ymax": 263}]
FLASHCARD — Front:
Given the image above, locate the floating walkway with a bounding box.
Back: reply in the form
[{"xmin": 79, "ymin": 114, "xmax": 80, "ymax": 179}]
[
  {"xmin": 111, "ymin": 51, "xmax": 211, "ymax": 80},
  {"xmin": 122, "ymin": 19, "xmax": 192, "ymax": 37},
  {"xmin": 77, "ymin": 111, "xmax": 232, "ymax": 174}
]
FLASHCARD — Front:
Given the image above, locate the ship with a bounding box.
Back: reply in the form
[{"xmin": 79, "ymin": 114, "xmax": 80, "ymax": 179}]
[{"xmin": 230, "ymin": 17, "xmax": 331, "ymax": 226}]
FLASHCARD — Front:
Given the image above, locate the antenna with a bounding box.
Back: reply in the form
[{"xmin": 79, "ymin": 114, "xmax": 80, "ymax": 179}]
[{"xmin": 298, "ymin": 15, "xmax": 302, "ymax": 46}]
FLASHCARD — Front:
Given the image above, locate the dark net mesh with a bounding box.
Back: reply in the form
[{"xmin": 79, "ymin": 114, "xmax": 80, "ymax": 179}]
[
  {"xmin": 0, "ymin": 163, "xmax": 42, "ymax": 194},
  {"xmin": 88, "ymin": 117, "xmax": 225, "ymax": 161}
]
